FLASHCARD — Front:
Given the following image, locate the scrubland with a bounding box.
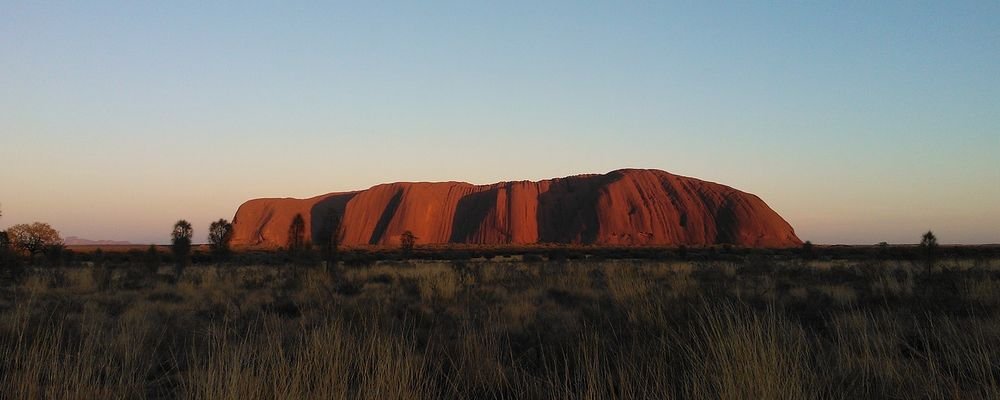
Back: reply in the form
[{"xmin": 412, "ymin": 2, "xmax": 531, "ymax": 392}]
[{"xmin": 2, "ymin": 255, "xmax": 1000, "ymax": 399}]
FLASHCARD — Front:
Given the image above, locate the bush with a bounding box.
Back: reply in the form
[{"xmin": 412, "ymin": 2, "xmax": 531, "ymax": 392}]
[
  {"xmin": 43, "ymin": 244, "xmax": 67, "ymax": 267},
  {"xmin": 208, "ymin": 218, "xmax": 233, "ymax": 258},
  {"xmin": 0, "ymin": 248, "xmax": 23, "ymax": 283},
  {"xmin": 172, "ymin": 220, "xmax": 193, "ymax": 281},
  {"xmin": 6, "ymin": 222, "xmax": 63, "ymax": 262}
]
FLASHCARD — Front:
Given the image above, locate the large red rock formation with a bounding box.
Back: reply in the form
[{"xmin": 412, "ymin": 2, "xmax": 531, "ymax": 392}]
[{"xmin": 230, "ymin": 169, "xmax": 801, "ymax": 248}]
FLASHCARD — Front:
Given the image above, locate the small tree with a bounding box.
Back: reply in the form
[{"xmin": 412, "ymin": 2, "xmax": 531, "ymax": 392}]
[
  {"xmin": 400, "ymin": 230, "xmax": 416, "ymax": 256},
  {"xmin": 287, "ymin": 214, "xmax": 306, "ymax": 253},
  {"xmin": 802, "ymin": 240, "xmax": 815, "ymax": 259},
  {"xmin": 171, "ymin": 220, "xmax": 193, "ymax": 281},
  {"xmin": 208, "ymin": 218, "xmax": 233, "ymax": 257},
  {"xmin": 878, "ymin": 241, "xmax": 890, "ymax": 259},
  {"xmin": 920, "ymin": 230, "xmax": 938, "ymax": 274},
  {"xmin": 7, "ymin": 222, "xmax": 63, "ymax": 262},
  {"xmin": 0, "ymin": 205, "xmax": 21, "ymax": 281},
  {"xmin": 0, "ymin": 230, "xmax": 21, "ymax": 283},
  {"xmin": 0, "ymin": 204, "xmax": 4, "ymax": 253},
  {"xmin": 43, "ymin": 243, "xmax": 66, "ymax": 267},
  {"xmin": 0, "ymin": 204, "xmax": 5, "ymax": 251}
]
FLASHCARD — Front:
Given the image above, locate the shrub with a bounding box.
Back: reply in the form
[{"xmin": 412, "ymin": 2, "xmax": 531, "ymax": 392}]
[
  {"xmin": 172, "ymin": 220, "xmax": 193, "ymax": 281},
  {"xmin": 920, "ymin": 231, "xmax": 938, "ymax": 274},
  {"xmin": 207, "ymin": 219, "xmax": 233, "ymax": 258},
  {"xmin": 400, "ymin": 231, "xmax": 416, "ymax": 256},
  {"xmin": 6, "ymin": 222, "xmax": 63, "ymax": 262}
]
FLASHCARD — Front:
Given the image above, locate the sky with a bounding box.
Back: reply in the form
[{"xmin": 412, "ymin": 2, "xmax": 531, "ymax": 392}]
[{"xmin": 1, "ymin": 1, "xmax": 998, "ymax": 245}]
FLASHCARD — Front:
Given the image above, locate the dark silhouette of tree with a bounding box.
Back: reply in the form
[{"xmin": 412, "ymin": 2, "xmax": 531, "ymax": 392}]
[
  {"xmin": 878, "ymin": 241, "xmax": 890, "ymax": 259},
  {"xmin": 0, "ymin": 230, "xmax": 19, "ymax": 282},
  {"xmin": 0, "ymin": 230, "xmax": 12, "ymax": 263},
  {"xmin": 43, "ymin": 243, "xmax": 66, "ymax": 267},
  {"xmin": 288, "ymin": 214, "xmax": 306, "ymax": 253},
  {"xmin": 93, "ymin": 248, "xmax": 104, "ymax": 266},
  {"xmin": 401, "ymin": 230, "xmax": 416, "ymax": 256},
  {"xmin": 208, "ymin": 218, "xmax": 233, "ymax": 257},
  {"xmin": 315, "ymin": 210, "xmax": 342, "ymax": 271},
  {"xmin": 171, "ymin": 220, "xmax": 193, "ymax": 281},
  {"xmin": 802, "ymin": 240, "xmax": 815, "ymax": 259},
  {"xmin": 920, "ymin": 230, "xmax": 938, "ymax": 274},
  {"xmin": 6, "ymin": 222, "xmax": 63, "ymax": 262},
  {"xmin": 0, "ymin": 205, "xmax": 24, "ymax": 282},
  {"xmin": 0, "ymin": 204, "xmax": 6, "ymax": 256}
]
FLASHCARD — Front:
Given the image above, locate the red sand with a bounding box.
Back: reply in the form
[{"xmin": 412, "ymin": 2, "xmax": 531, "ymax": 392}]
[{"xmin": 230, "ymin": 169, "xmax": 801, "ymax": 249}]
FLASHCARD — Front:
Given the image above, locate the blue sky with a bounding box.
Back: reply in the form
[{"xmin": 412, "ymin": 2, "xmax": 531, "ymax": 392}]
[{"xmin": 1, "ymin": 1, "xmax": 998, "ymax": 244}]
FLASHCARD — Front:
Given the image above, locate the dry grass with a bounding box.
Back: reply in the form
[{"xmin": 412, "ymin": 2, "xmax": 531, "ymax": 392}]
[
  {"xmin": 682, "ymin": 303, "xmax": 817, "ymax": 399},
  {"xmin": 2, "ymin": 257, "xmax": 1000, "ymax": 399},
  {"xmin": 181, "ymin": 317, "xmax": 432, "ymax": 400}
]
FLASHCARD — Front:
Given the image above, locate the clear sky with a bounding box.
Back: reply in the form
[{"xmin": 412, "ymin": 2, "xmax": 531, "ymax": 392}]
[{"xmin": 1, "ymin": 1, "xmax": 998, "ymax": 245}]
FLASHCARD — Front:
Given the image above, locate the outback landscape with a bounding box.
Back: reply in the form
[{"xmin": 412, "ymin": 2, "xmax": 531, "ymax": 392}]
[
  {"xmin": 3, "ymin": 2, "xmax": 998, "ymax": 399},
  {"xmin": 2, "ymin": 171, "xmax": 1000, "ymax": 399}
]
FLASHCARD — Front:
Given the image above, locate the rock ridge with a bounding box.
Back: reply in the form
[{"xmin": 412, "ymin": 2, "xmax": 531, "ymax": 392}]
[{"xmin": 230, "ymin": 169, "xmax": 801, "ymax": 248}]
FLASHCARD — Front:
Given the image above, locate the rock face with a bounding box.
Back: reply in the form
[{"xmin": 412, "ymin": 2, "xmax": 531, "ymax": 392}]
[{"xmin": 230, "ymin": 169, "xmax": 801, "ymax": 248}]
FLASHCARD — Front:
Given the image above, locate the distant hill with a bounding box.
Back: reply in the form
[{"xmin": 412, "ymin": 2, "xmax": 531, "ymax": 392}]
[
  {"xmin": 231, "ymin": 169, "xmax": 801, "ymax": 249},
  {"xmin": 64, "ymin": 236, "xmax": 133, "ymax": 246}
]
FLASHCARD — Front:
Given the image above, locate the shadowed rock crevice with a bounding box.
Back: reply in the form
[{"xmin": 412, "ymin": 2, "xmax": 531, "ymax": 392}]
[
  {"xmin": 369, "ymin": 190, "xmax": 404, "ymax": 245},
  {"xmin": 450, "ymin": 188, "xmax": 498, "ymax": 243},
  {"xmin": 537, "ymin": 172, "xmax": 624, "ymax": 243},
  {"xmin": 713, "ymin": 199, "xmax": 738, "ymax": 245},
  {"xmin": 309, "ymin": 193, "xmax": 357, "ymax": 240}
]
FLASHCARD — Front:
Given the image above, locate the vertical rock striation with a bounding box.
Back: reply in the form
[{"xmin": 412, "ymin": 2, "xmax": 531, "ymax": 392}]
[{"xmin": 230, "ymin": 169, "xmax": 801, "ymax": 248}]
